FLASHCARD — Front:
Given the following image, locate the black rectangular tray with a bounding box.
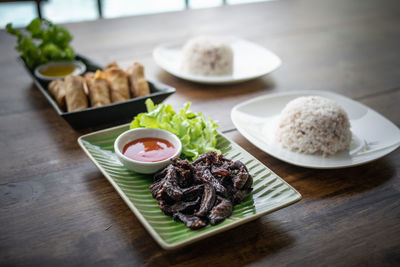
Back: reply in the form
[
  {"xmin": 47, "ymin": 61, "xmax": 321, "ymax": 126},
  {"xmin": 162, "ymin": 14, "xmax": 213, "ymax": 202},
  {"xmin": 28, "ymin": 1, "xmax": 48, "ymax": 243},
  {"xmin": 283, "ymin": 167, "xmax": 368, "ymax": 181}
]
[{"xmin": 19, "ymin": 55, "xmax": 175, "ymax": 129}]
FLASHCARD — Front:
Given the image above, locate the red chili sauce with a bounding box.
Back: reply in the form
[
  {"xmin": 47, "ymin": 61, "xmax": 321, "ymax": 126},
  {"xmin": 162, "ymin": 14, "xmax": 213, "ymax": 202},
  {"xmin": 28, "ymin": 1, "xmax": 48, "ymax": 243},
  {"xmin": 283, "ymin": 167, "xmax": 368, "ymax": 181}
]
[{"xmin": 122, "ymin": 137, "xmax": 176, "ymax": 162}]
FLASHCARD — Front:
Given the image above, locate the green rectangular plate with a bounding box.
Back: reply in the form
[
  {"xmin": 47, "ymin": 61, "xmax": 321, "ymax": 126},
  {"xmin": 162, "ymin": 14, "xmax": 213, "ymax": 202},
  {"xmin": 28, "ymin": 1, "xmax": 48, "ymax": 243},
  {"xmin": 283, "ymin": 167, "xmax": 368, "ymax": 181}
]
[{"xmin": 78, "ymin": 124, "xmax": 302, "ymax": 250}]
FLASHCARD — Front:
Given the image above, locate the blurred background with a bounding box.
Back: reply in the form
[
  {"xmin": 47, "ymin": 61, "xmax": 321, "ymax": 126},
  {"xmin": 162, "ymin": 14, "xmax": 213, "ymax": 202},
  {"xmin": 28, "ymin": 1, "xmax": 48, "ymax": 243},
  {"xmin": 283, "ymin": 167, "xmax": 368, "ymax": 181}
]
[{"xmin": 0, "ymin": 0, "xmax": 272, "ymax": 28}]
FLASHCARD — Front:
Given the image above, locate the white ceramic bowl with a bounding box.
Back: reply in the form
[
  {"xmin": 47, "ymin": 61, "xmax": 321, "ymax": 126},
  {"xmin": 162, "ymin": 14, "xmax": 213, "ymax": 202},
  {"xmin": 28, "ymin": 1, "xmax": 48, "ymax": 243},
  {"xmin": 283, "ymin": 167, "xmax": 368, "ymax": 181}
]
[
  {"xmin": 114, "ymin": 128, "xmax": 182, "ymax": 174},
  {"xmin": 34, "ymin": 60, "xmax": 86, "ymax": 81}
]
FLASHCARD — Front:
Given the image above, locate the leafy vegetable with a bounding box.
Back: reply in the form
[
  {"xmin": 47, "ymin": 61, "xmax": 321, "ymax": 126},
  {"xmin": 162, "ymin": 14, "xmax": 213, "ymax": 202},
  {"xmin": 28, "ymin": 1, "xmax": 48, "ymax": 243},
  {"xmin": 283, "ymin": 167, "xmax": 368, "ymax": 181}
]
[
  {"xmin": 130, "ymin": 99, "xmax": 220, "ymax": 161},
  {"xmin": 6, "ymin": 18, "xmax": 75, "ymax": 69}
]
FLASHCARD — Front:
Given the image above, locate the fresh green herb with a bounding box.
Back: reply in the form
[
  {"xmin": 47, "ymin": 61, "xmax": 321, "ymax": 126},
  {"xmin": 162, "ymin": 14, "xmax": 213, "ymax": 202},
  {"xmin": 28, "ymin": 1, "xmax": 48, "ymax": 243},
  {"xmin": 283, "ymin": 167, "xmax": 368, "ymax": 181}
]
[
  {"xmin": 6, "ymin": 18, "xmax": 75, "ymax": 69},
  {"xmin": 130, "ymin": 99, "xmax": 220, "ymax": 161}
]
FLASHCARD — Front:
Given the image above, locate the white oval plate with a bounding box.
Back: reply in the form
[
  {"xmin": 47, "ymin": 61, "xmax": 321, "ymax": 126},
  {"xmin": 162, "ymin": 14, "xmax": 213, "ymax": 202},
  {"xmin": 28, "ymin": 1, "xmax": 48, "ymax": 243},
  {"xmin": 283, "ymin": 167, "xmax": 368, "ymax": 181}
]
[
  {"xmin": 231, "ymin": 90, "xmax": 400, "ymax": 169},
  {"xmin": 153, "ymin": 37, "xmax": 281, "ymax": 84}
]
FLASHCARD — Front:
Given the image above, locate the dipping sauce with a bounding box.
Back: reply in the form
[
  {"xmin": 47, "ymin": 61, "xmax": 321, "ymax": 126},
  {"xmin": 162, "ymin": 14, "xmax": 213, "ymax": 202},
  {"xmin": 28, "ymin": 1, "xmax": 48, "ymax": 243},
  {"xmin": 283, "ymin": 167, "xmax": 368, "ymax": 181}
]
[
  {"xmin": 122, "ymin": 137, "xmax": 176, "ymax": 162},
  {"xmin": 39, "ymin": 64, "xmax": 76, "ymax": 77}
]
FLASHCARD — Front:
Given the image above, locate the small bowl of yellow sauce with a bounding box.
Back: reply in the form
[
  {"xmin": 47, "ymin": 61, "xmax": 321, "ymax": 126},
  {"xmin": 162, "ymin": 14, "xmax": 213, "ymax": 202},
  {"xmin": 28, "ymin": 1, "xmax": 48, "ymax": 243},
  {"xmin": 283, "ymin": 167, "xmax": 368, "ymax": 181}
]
[{"xmin": 34, "ymin": 60, "xmax": 86, "ymax": 81}]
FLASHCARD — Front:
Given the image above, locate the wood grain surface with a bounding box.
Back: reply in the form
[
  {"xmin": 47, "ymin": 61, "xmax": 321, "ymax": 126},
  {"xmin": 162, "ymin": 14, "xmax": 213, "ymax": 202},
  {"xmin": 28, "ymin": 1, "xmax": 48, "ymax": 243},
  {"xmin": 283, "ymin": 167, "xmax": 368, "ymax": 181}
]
[{"xmin": 1, "ymin": 0, "xmax": 400, "ymax": 266}]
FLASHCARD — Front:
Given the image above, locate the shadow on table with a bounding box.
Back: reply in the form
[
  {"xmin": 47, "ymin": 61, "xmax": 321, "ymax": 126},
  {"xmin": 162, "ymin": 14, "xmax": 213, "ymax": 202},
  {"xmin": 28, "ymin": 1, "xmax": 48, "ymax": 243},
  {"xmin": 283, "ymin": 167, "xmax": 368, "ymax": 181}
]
[
  {"xmin": 156, "ymin": 70, "xmax": 276, "ymax": 100},
  {"xmin": 281, "ymin": 157, "xmax": 395, "ymax": 199},
  {"xmin": 144, "ymin": 218, "xmax": 293, "ymax": 266}
]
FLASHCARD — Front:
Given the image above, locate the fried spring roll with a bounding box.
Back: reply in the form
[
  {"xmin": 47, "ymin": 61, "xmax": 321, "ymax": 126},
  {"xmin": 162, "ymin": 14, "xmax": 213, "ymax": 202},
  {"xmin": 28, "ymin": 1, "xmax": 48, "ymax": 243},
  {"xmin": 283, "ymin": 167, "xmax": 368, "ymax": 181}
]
[
  {"xmin": 103, "ymin": 61, "xmax": 119, "ymax": 72},
  {"xmin": 81, "ymin": 77, "xmax": 89, "ymax": 96},
  {"xmin": 48, "ymin": 80, "xmax": 66, "ymax": 108},
  {"xmin": 84, "ymin": 72, "xmax": 94, "ymax": 80},
  {"xmin": 64, "ymin": 75, "xmax": 88, "ymax": 112},
  {"xmin": 83, "ymin": 72, "xmax": 98, "ymax": 96},
  {"xmin": 87, "ymin": 70, "xmax": 111, "ymax": 107},
  {"xmin": 105, "ymin": 67, "xmax": 130, "ymax": 103},
  {"xmin": 127, "ymin": 62, "xmax": 150, "ymax": 97}
]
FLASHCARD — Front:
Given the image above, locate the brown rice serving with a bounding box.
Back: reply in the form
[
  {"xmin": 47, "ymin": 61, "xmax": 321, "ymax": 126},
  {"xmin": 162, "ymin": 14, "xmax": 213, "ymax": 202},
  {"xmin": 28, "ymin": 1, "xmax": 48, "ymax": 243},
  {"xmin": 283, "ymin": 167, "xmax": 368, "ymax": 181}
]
[
  {"xmin": 276, "ymin": 96, "xmax": 351, "ymax": 156},
  {"xmin": 181, "ymin": 36, "xmax": 233, "ymax": 76}
]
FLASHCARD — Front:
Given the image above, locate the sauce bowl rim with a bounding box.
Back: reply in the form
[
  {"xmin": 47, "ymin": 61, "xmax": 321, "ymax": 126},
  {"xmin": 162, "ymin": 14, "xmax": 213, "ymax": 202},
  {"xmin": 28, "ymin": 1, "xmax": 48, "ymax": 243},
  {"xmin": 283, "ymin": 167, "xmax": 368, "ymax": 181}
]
[
  {"xmin": 34, "ymin": 60, "xmax": 87, "ymax": 81},
  {"xmin": 114, "ymin": 128, "xmax": 182, "ymax": 166}
]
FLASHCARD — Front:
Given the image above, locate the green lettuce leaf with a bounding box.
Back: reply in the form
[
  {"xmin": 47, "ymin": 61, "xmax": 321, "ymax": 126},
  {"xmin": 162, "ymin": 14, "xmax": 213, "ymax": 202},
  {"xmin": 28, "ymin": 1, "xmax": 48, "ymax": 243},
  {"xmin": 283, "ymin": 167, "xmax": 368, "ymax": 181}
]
[
  {"xmin": 130, "ymin": 99, "xmax": 220, "ymax": 161},
  {"xmin": 6, "ymin": 18, "xmax": 74, "ymax": 69}
]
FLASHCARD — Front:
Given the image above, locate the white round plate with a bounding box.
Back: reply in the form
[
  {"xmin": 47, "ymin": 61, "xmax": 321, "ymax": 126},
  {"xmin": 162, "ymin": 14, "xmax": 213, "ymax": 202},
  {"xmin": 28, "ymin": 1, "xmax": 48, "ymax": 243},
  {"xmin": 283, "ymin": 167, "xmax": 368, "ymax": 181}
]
[
  {"xmin": 231, "ymin": 90, "xmax": 400, "ymax": 169},
  {"xmin": 153, "ymin": 37, "xmax": 281, "ymax": 84}
]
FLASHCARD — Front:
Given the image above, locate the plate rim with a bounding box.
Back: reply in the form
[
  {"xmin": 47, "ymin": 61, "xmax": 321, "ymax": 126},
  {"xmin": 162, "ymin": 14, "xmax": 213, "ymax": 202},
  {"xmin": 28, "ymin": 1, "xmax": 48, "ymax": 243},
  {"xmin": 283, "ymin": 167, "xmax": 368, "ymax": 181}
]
[
  {"xmin": 78, "ymin": 123, "xmax": 302, "ymax": 249},
  {"xmin": 152, "ymin": 37, "xmax": 282, "ymax": 84},
  {"xmin": 231, "ymin": 90, "xmax": 400, "ymax": 169}
]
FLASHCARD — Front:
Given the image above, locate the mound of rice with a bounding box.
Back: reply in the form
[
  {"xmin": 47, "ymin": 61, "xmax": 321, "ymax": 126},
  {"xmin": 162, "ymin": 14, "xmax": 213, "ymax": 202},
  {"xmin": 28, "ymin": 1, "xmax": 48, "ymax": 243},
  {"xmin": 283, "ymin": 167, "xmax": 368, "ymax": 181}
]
[
  {"xmin": 181, "ymin": 36, "xmax": 233, "ymax": 76},
  {"xmin": 276, "ymin": 96, "xmax": 351, "ymax": 156}
]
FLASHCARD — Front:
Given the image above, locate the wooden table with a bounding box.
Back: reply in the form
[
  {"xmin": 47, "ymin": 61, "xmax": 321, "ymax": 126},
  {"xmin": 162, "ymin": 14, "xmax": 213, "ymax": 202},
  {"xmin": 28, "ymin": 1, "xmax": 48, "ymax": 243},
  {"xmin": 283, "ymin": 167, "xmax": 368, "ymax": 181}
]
[{"xmin": 1, "ymin": 0, "xmax": 400, "ymax": 265}]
